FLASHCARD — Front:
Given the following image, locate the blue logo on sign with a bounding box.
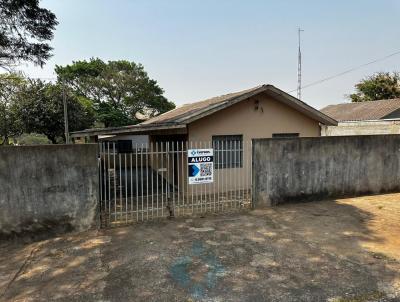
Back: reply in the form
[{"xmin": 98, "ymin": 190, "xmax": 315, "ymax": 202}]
[
  {"xmin": 191, "ymin": 150, "xmax": 197, "ymax": 156},
  {"xmin": 188, "ymin": 164, "xmax": 199, "ymax": 177}
]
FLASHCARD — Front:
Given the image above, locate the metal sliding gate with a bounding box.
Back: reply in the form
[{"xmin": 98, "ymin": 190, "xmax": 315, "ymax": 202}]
[{"xmin": 99, "ymin": 140, "xmax": 252, "ymax": 227}]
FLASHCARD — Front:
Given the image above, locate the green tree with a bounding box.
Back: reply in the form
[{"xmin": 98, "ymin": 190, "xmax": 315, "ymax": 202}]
[
  {"xmin": 349, "ymin": 72, "xmax": 400, "ymax": 102},
  {"xmin": 55, "ymin": 58, "xmax": 175, "ymax": 127},
  {"xmin": 0, "ymin": 0, "xmax": 58, "ymax": 69},
  {"xmin": 15, "ymin": 80, "xmax": 95, "ymax": 143},
  {"xmin": 0, "ymin": 73, "xmax": 25, "ymax": 145}
]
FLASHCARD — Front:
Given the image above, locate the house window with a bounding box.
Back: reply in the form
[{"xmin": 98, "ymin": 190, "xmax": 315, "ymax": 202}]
[
  {"xmin": 272, "ymin": 133, "xmax": 299, "ymax": 138},
  {"xmin": 212, "ymin": 135, "xmax": 243, "ymax": 169},
  {"xmin": 116, "ymin": 140, "xmax": 133, "ymax": 153}
]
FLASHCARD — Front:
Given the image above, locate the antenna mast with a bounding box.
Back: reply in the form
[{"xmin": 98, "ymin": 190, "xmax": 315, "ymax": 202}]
[{"xmin": 297, "ymin": 27, "xmax": 304, "ymax": 100}]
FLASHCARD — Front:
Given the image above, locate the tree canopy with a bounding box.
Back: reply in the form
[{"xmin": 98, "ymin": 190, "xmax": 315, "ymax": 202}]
[
  {"xmin": 0, "ymin": 74, "xmax": 95, "ymax": 144},
  {"xmin": 14, "ymin": 80, "xmax": 95, "ymax": 143},
  {"xmin": 0, "ymin": 73, "xmax": 25, "ymax": 144},
  {"xmin": 349, "ymin": 72, "xmax": 400, "ymax": 102},
  {"xmin": 55, "ymin": 58, "xmax": 175, "ymax": 127},
  {"xmin": 0, "ymin": 0, "xmax": 58, "ymax": 69}
]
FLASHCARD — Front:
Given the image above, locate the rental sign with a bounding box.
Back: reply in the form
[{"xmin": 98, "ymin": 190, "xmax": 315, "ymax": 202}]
[{"xmin": 187, "ymin": 149, "xmax": 214, "ymax": 184}]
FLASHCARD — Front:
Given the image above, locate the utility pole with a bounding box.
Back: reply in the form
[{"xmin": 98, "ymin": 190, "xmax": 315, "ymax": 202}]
[
  {"xmin": 62, "ymin": 79, "xmax": 70, "ymax": 144},
  {"xmin": 297, "ymin": 27, "xmax": 304, "ymax": 100}
]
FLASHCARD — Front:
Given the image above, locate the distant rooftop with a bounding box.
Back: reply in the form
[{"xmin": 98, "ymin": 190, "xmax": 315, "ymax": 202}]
[{"xmin": 321, "ymin": 99, "xmax": 400, "ymax": 122}]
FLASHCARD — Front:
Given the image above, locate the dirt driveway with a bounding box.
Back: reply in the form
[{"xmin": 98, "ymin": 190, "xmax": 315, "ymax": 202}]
[{"xmin": 1, "ymin": 194, "xmax": 400, "ymax": 302}]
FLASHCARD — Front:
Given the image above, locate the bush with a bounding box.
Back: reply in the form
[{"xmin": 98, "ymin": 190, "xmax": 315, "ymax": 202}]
[{"xmin": 15, "ymin": 133, "xmax": 52, "ymax": 145}]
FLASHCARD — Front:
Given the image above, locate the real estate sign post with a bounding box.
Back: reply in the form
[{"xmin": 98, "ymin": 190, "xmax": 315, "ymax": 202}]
[{"xmin": 188, "ymin": 149, "xmax": 214, "ymax": 184}]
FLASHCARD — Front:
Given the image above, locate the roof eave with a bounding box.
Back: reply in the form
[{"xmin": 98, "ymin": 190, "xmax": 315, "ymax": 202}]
[{"xmin": 70, "ymin": 123, "xmax": 187, "ymax": 138}]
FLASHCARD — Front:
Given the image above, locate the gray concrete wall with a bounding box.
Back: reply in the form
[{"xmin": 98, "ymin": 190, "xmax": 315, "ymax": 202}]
[
  {"xmin": 252, "ymin": 135, "xmax": 400, "ymax": 207},
  {"xmin": 0, "ymin": 144, "xmax": 99, "ymax": 237}
]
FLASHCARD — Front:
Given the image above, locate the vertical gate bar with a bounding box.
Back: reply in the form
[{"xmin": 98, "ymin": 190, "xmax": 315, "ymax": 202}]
[
  {"xmin": 236, "ymin": 140, "xmax": 239, "ymax": 208},
  {"xmin": 167, "ymin": 142, "xmax": 170, "ymax": 217},
  {"xmin": 212, "ymin": 140, "xmax": 215, "ymax": 213},
  {"xmin": 156, "ymin": 142, "xmax": 159, "ymax": 218},
  {"xmin": 239, "ymin": 140, "xmax": 242, "ymax": 208},
  {"xmin": 172, "ymin": 142, "xmax": 175, "ymax": 217},
  {"xmin": 141, "ymin": 143, "xmax": 144, "ymax": 221},
  {"xmin": 181, "ymin": 141, "xmax": 185, "ymax": 215},
  {"xmin": 224, "ymin": 140, "xmax": 227, "ymax": 210},
  {"xmin": 218, "ymin": 140, "xmax": 221, "ymax": 211},
  {"xmin": 246, "ymin": 140, "xmax": 249, "ymax": 205},
  {"xmin": 150, "ymin": 142, "xmax": 154, "ymax": 219},
  {"xmin": 208, "ymin": 140, "xmax": 212, "ymax": 212},
  {"xmin": 98, "ymin": 143, "xmax": 102, "ymax": 222},
  {"xmin": 197, "ymin": 141, "xmax": 200, "ymax": 213},
  {"xmin": 176, "ymin": 142, "xmax": 180, "ymax": 217},
  {"xmin": 230, "ymin": 140, "xmax": 233, "ymax": 208},
  {"xmin": 119, "ymin": 153, "xmax": 122, "ymax": 223},
  {"xmin": 249, "ymin": 140, "xmax": 252, "ymax": 207},
  {"xmin": 145, "ymin": 143, "xmax": 149, "ymax": 220},
  {"xmin": 244, "ymin": 140, "xmax": 247, "ymax": 204},
  {"xmin": 130, "ymin": 142, "xmax": 133, "ymax": 222},
  {"xmin": 104, "ymin": 143, "xmax": 107, "ymax": 224},
  {"xmin": 203, "ymin": 141, "xmax": 206, "ymax": 212},
  {"xmin": 203, "ymin": 141, "xmax": 206, "ymax": 213},
  {"xmin": 227, "ymin": 140, "xmax": 230, "ymax": 209},
  {"xmin": 125, "ymin": 153, "xmax": 128, "ymax": 223},
  {"xmin": 242, "ymin": 141, "xmax": 247, "ymax": 206},
  {"xmin": 199, "ymin": 141, "xmax": 202, "ymax": 213},
  {"xmin": 246, "ymin": 141, "xmax": 249, "ymax": 204},
  {"xmin": 113, "ymin": 143, "xmax": 117, "ymax": 223},
  {"xmin": 98, "ymin": 142, "xmax": 106, "ymax": 225},
  {"xmin": 191, "ymin": 141, "xmax": 194, "ymax": 214},
  {"xmin": 216, "ymin": 140, "xmax": 219, "ymax": 212},
  {"xmin": 235, "ymin": 141, "xmax": 241, "ymax": 208},
  {"xmin": 208, "ymin": 140, "xmax": 211, "ymax": 212},
  {"xmin": 161, "ymin": 142, "xmax": 164, "ymax": 218},
  {"xmin": 135, "ymin": 144, "xmax": 139, "ymax": 222},
  {"xmin": 107, "ymin": 142, "xmax": 111, "ymax": 224},
  {"xmin": 204, "ymin": 141, "xmax": 207, "ymax": 213},
  {"xmin": 233, "ymin": 140, "xmax": 236, "ymax": 208},
  {"xmin": 193, "ymin": 141, "xmax": 196, "ymax": 213},
  {"xmin": 212, "ymin": 140, "xmax": 215, "ymax": 212},
  {"xmin": 220, "ymin": 140, "xmax": 224, "ymax": 211}
]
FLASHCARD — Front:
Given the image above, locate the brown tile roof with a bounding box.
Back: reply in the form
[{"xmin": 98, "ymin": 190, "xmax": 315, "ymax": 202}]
[
  {"xmin": 141, "ymin": 86, "xmax": 262, "ymax": 125},
  {"xmin": 142, "ymin": 84, "xmax": 336, "ymax": 126},
  {"xmin": 321, "ymin": 99, "xmax": 400, "ymax": 121}
]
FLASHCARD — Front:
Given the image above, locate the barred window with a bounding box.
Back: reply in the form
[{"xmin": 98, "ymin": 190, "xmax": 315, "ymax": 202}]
[{"xmin": 212, "ymin": 135, "xmax": 243, "ymax": 169}]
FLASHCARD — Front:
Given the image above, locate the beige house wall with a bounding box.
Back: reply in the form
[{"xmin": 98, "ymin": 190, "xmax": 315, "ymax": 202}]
[
  {"xmin": 185, "ymin": 93, "xmax": 322, "ymax": 194},
  {"xmin": 188, "ymin": 93, "xmax": 320, "ymax": 142}
]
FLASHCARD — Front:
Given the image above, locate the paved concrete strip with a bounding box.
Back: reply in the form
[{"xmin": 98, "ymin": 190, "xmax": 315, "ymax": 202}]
[{"xmin": 0, "ymin": 193, "xmax": 399, "ymax": 301}]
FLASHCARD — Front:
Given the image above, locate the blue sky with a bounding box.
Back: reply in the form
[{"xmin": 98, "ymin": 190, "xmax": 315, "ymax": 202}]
[{"xmin": 21, "ymin": 0, "xmax": 400, "ymax": 109}]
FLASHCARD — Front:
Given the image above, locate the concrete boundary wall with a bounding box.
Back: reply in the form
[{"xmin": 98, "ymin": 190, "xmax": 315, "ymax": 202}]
[
  {"xmin": 0, "ymin": 144, "xmax": 99, "ymax": 237},
  {"xmin": 252, "ymin": 135, "xmax": 400, "ymax": 207}
]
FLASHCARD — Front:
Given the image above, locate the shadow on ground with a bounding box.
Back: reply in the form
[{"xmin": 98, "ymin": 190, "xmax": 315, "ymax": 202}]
[{"xmin": 0, "ymin": 194, "xmax": 399, "ymax": 302}]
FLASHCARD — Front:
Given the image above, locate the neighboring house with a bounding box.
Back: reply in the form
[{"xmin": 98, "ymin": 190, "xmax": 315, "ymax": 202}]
[
  {"xmin": 321, "ymin": 99, "xmax": 400, "ymax": 136},
  {"xmin": 72, "ymin": 84, "xmax": 336, "ymax": 146}
]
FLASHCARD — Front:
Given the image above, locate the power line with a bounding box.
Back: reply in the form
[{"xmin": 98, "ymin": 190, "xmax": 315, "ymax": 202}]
[{"xmin": 289, "ymin": 49, "xmax": 400, "ymax": 93}]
